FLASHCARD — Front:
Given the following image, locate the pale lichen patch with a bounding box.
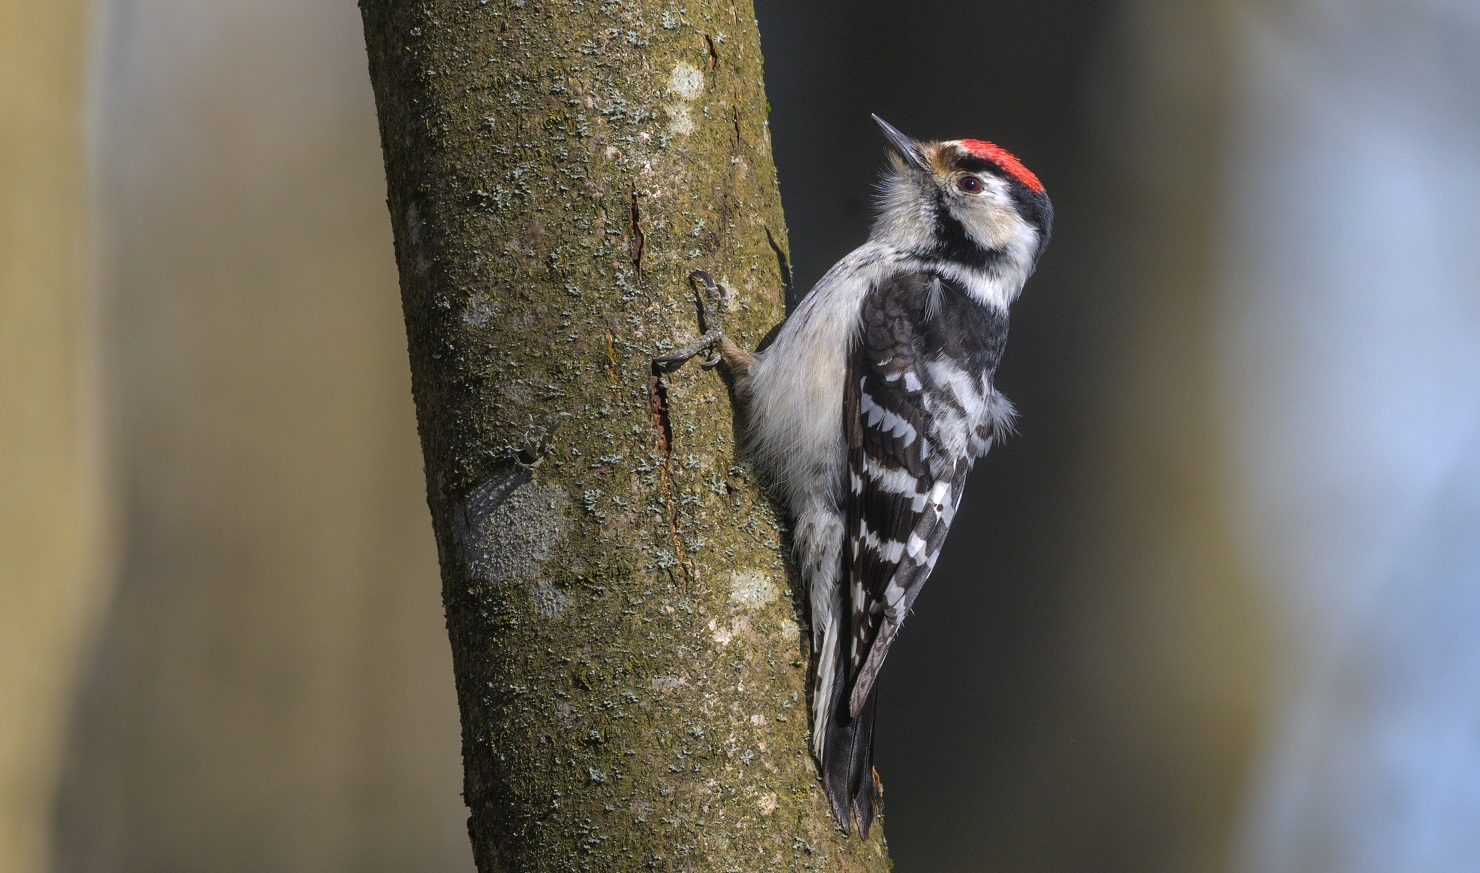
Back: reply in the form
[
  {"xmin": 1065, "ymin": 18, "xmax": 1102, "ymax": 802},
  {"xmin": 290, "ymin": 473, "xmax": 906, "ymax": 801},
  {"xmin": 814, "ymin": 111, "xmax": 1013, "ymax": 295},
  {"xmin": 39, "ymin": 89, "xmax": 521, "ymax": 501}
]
[
  {"xmin": 667, "ymin": 105, "xmax": 695, "ymax": 136},
  {"xmin": 729, "ymin": 569, "xmax": 777, "ymax": 608},
  {"xmin": 665, "ymin": 62, "xmax": 704, "ymax": 136},
  {"xmin": 779, "ymin": 616, "xmax": 802, "ymax": 644},
  {"xmin": 757, "ymin": 792, "xmax": 778, "ymax": 816},
  {"xmin": 454, "ymin": 473, "xmax": 568, "ymax": 585},
  {"xmin": 709, "ymin": 617, "xmax": 735, "ymax": 646},
  {"xmin": 651, "ymin": 674, "xmax": 686, "ymax": 693},
  {"xmin": 404, "ymin": 202, "xmax": 421, "ymax": 244},
  {"xmin": 462, "ymin": 293, "xmax": 496, "ymax": 327},
  {"xmin": 668, "ymin": 62, "xmax": 704, "ymax": 101}
]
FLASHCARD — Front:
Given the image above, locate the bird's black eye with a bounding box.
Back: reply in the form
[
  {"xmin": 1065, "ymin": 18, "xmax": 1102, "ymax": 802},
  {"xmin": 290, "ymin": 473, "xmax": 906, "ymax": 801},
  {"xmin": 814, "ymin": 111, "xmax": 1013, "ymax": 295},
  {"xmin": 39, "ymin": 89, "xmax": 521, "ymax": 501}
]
[{"xmin": 957, "ymin": 175, "xmax": 983, "ymax": 193}]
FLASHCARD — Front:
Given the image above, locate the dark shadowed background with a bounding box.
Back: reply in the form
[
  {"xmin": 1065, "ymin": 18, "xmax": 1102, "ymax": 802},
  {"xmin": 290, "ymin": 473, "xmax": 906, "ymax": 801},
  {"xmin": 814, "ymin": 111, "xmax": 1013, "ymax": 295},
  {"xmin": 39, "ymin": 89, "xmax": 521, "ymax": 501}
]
[{"xmin": 4, "ymin": 0, "xmax": 1479, "ymax": 871}]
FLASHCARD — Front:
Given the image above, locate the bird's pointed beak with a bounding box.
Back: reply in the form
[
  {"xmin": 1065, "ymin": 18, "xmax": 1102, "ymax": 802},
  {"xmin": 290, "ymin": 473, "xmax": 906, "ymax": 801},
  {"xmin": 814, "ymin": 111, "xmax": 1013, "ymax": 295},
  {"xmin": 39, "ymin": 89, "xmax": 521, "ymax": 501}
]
[{"xmin": 872, "ymin": 114, "xmax": 928, "ymax": 172}]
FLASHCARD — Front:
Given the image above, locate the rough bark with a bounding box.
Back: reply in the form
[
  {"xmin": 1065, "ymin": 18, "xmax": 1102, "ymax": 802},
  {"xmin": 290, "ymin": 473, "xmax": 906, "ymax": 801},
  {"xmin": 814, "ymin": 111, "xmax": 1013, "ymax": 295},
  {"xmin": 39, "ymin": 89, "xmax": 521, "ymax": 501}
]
[{"xmin": 359, "ymin": 3, "xmax": 889, "ymax": 870}]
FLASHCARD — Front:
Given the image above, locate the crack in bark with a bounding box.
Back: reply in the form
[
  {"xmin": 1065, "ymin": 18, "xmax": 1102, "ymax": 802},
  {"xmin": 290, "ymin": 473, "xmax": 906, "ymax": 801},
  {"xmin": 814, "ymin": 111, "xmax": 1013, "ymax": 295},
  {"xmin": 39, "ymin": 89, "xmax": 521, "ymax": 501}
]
[
  {"xmin": 648, "ymin": 364, "xmax": 691, "ymax": 585},
  {"xmin": 628, "ymin": 186, "xmax": 645, "ymax": 288}
]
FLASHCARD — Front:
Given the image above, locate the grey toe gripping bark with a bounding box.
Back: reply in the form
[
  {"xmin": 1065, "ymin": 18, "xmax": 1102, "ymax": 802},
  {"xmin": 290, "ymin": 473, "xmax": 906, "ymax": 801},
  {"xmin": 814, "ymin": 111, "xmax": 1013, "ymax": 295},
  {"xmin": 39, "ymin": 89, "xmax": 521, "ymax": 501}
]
[{"xmin": 655, "ymin": 271, "xmax": 731, "ymax": 371}]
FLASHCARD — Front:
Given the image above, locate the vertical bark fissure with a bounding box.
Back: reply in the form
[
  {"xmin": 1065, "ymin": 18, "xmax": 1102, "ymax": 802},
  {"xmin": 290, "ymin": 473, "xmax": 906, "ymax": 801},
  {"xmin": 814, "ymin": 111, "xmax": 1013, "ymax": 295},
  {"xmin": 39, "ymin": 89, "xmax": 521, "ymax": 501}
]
[
  {"xmin": 629, "ymin": 186, "xmax": 646, "ymax": 288},
  {"xmin": 648, "ymin": 363, "xmax": 690, "ymax": 587},
  {"xmin": 705, "ymin": 34, "xmax": 720, "ymax": 73},
  {"xmin": 358, "ymin": 2, "xmax": 890, "ymax": 870}
]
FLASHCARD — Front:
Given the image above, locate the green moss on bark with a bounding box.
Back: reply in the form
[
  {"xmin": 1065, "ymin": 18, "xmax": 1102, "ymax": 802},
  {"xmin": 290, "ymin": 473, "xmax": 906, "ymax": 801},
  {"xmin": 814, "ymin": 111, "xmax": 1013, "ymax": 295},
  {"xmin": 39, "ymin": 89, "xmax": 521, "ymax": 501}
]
[{"xmin": 358, "ymin": 2, "xmax": 890, "ymax": 869}]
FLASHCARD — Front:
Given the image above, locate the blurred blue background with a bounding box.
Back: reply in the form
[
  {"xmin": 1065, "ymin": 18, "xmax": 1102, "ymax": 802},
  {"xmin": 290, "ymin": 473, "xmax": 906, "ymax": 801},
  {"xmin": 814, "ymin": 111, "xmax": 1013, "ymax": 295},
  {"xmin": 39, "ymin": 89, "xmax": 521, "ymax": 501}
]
[{"xmin": 3, "ymin": 0, "xmax": 1478, "ymax": 871}]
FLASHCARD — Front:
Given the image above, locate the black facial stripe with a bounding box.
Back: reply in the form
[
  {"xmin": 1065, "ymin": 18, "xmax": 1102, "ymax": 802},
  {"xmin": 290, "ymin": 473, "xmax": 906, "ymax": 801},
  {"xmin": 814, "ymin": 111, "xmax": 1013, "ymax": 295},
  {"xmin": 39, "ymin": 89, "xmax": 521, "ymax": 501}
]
[{"xmin": 923, "ymin": 192, "xmax": 1006, "ymax": 273}]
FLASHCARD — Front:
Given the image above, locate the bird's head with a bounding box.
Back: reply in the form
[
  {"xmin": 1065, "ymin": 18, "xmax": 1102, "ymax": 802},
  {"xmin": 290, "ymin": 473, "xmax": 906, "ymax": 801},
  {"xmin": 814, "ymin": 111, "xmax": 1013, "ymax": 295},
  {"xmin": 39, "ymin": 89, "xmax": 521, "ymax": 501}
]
[{"xmin": 868, "ymin": 115, "xmax": 1052, "ymax": 298}]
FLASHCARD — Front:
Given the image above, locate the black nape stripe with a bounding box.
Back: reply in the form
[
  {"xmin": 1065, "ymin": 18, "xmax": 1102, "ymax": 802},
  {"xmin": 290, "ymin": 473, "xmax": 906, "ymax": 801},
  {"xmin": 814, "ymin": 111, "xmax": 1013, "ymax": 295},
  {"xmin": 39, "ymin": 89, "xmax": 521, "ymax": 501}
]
[{"xmin": 1010, "ymin": 187, "xmax": 1054, "ymax": 256}]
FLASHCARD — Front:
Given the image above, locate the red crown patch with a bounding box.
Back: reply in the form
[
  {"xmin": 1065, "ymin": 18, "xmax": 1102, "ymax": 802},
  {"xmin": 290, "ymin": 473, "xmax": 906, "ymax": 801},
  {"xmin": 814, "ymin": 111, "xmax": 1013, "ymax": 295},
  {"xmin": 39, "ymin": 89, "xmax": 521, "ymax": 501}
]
[{"xmin": 958, "ymin": 139, "xmax": 1044, "ymax": 193}]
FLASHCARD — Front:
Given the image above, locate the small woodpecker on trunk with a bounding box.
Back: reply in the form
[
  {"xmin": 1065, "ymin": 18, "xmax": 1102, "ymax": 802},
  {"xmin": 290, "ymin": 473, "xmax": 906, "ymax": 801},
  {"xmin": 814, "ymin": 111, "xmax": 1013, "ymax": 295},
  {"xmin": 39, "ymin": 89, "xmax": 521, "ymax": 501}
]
[{"xmin": 658, "ymin": 115, "xmax": 1052, "ymax": 836}]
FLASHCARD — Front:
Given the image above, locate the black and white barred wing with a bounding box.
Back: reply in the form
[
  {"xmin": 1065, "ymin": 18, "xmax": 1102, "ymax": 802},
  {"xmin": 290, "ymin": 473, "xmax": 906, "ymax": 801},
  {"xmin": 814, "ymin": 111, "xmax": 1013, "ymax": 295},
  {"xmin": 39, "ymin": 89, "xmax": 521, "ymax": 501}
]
[
  {"xmin": 844, "ymin": 272, "xmax": 1007, "ymax": 718},
  {"xmin": 846, "ymin": 273, "xmax": 959, "ymax": 719}
]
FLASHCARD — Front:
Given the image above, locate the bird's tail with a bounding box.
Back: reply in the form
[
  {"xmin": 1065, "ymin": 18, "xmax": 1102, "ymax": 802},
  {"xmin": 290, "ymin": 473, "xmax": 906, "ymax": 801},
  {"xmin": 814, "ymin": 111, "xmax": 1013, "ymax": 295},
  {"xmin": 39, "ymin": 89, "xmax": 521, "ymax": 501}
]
[{"xmin": 817, "ymin": 649, "xmax": 882, "ymax": 837}]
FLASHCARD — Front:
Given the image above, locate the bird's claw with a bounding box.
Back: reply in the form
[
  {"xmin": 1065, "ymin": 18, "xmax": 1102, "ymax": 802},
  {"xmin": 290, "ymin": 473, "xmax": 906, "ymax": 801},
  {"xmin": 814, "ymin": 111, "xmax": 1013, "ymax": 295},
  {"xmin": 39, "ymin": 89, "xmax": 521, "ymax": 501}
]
[
  {"xmin": 689, "ymin": 270, "xmax": 729, "ymax": 334},
  {"xmin": 654, "ymin": 328, "xmax": 723, "ymax": 372},
  {"xmin": 654, "ymin": 270, "xmax": 733, "ymax": 372}
]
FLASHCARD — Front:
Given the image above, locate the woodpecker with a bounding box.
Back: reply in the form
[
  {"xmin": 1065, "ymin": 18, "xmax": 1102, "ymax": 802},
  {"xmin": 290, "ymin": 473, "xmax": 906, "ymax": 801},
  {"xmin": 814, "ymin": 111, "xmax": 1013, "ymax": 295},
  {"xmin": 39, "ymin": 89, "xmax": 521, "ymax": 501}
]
[{"xmin": 657, "ymin": 115, "xmax": 1051, "ymax": 836}]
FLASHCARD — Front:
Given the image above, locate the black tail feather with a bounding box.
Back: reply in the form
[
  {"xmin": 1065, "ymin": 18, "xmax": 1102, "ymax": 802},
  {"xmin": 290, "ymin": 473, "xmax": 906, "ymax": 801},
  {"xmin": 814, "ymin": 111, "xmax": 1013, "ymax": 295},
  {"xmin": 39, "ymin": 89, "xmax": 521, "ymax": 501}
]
[
  {"xmin": 821, "ymin": 683, "xmax": 881, "ymax": 837},
  {"xmin": 850, "ymin": 689, "xmax": 882, "ymax": 838}
]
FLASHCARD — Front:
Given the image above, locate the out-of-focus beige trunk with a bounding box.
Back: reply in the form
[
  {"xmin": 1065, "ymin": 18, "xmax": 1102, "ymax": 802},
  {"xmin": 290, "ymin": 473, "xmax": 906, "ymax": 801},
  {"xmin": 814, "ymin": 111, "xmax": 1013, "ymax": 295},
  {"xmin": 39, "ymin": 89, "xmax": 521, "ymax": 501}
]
[
  {"xmin": 0, "ymin": 3, "xmax": 105, "ymax": 873},
  {"xmin": 48, "ymin": 3, "xmax": 472, "ymax": 871}
]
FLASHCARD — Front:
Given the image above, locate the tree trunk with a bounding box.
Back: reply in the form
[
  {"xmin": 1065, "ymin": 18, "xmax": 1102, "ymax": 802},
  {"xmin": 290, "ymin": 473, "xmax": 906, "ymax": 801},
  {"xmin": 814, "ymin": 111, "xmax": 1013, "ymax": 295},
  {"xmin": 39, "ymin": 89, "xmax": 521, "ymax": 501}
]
[
  {"xmin": 0, "ymin": 3, "xmax": 105, "ymax": 872},
  {"xmin": 358, "ymin": 3, "xmax": 889, "ymax": 870}
]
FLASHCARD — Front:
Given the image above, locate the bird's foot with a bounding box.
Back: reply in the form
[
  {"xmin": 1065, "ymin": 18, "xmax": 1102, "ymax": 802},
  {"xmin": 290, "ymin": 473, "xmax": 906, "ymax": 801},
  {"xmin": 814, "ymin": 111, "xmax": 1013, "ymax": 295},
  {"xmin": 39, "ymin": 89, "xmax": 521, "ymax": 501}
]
[{"xmin": 655, "ymin": 270, "xmax": 732, "ymax": 371}]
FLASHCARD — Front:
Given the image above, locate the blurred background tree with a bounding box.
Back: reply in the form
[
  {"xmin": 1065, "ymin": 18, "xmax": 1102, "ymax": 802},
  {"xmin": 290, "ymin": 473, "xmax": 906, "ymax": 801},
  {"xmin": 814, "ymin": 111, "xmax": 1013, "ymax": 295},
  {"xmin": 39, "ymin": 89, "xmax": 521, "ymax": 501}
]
[
  {"xmin": 1, "ymin": 0, "xmax": 1477, "ymax": 871},
  {"xmin": 1, "ymin": 3, "xmax": 104, "ymax": 873}
]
